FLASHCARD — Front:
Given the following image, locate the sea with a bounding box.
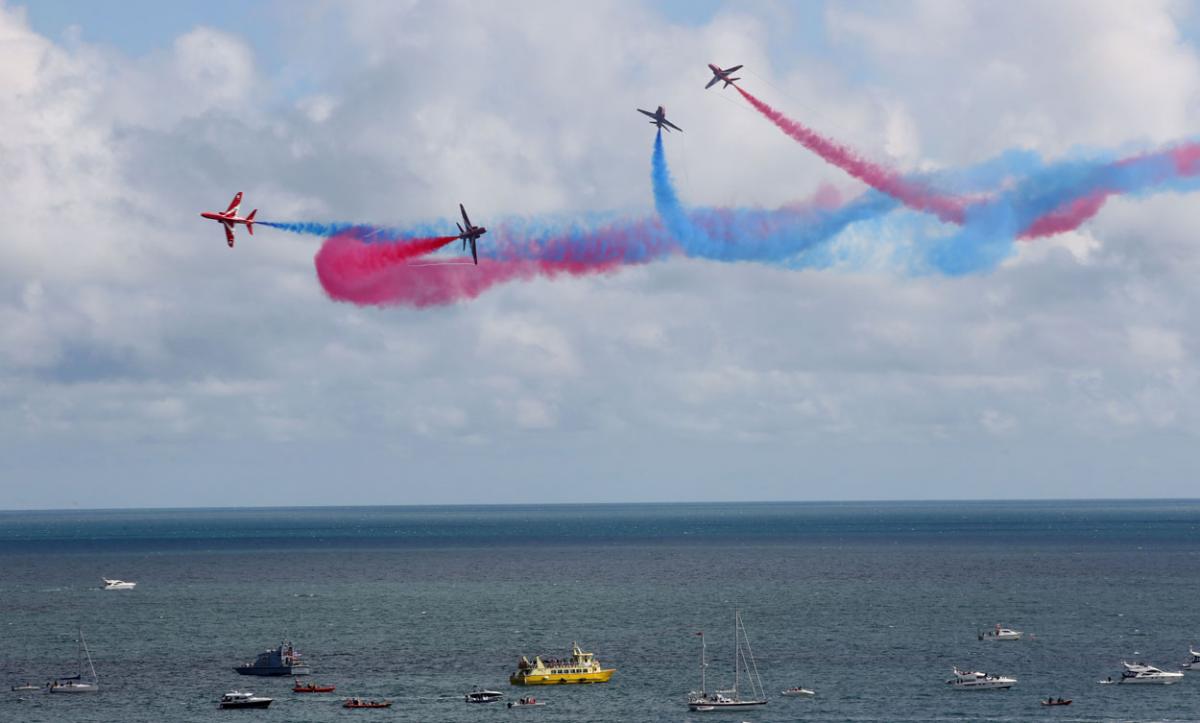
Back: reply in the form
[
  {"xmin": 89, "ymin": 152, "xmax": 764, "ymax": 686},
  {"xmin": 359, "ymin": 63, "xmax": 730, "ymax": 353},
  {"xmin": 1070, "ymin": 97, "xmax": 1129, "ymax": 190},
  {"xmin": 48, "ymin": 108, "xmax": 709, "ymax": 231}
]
[{"xmin": 1, "ymin": 500, "xmax": 1198, "ymax": 722}]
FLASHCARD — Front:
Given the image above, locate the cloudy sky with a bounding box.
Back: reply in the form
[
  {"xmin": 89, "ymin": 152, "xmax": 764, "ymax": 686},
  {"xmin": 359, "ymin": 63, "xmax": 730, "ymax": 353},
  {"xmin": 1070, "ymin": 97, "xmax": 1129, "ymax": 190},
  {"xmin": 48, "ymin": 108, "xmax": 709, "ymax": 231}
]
[{"xmin": 2, "ymin": 0, "xmax": 1199, "ymax": 509}]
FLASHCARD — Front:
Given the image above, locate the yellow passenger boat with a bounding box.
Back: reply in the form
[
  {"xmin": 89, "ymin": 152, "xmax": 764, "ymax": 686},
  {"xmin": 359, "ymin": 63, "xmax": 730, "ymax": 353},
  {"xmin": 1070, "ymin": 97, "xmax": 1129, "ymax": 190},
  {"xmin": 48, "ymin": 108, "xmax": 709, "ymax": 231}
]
[{"xmin": 510, "ymin": 642, "xmax": 615, "ymax": 685}]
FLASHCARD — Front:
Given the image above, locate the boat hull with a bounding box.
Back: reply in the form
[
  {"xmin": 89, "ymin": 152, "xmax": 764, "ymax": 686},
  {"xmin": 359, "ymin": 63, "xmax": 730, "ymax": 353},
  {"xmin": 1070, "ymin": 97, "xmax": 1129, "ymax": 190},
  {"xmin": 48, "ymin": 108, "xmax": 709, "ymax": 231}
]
[
  {"xmin": 510, "ymin": 668, "xmax": 614, "ymax": 685},
  {"xmin": 48, "ymin": 684, "xmax": 98, "ymax": 693},
  {"xmin": 1118, "ymin": 676, "xmax": 1183, "ymax": 685},
  {"xmin": 220, "ymin": 700, "xmax": 273, "ymax": 709},
  {"xmin": 235, "ymin": 665, "xmax": 311, "ymax": 676},
  {"xmin": 688, "ymin": 700, "xmax": 767, "ymax": 711}
]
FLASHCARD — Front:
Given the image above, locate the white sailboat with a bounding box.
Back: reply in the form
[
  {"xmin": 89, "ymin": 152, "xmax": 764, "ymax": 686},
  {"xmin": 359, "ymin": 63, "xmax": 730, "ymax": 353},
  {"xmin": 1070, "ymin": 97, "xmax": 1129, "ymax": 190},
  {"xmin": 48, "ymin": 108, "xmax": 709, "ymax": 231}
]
[
  {"xmin": 687, "ymin": 610, "xmax": 767, "ymax": 711},
  {"xmin": 48, "ymin": 628, "xmax": 99, "ymax": 693}
]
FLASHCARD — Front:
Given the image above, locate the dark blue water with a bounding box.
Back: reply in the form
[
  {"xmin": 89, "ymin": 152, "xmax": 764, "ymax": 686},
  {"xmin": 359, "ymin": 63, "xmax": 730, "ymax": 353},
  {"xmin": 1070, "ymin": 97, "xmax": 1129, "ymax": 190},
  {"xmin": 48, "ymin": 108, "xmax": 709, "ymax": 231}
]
[{"xmin": 2, "ymin": 501, "xmax": 1198, "ymax": 721}]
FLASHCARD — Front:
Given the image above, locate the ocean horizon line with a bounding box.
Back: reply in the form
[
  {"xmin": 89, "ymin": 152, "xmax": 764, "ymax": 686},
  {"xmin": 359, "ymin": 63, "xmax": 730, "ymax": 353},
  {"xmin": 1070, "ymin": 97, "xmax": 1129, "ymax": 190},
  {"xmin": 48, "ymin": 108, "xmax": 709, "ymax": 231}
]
[{"xmin": 2, "ymin": 496, "xmax": 1198, "ymax": 514}]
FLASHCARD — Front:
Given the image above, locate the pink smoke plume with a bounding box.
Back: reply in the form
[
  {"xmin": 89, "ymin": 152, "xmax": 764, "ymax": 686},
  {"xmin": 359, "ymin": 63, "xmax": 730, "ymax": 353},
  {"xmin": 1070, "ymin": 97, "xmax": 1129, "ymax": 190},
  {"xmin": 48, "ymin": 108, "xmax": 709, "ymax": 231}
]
[
  {"xmin": 735, "ymin": 85, "xmax": 967, "ymax": 224},
  {"xmin": 314, "ymin": 220, "xmax": 677, "ymax": 307}
]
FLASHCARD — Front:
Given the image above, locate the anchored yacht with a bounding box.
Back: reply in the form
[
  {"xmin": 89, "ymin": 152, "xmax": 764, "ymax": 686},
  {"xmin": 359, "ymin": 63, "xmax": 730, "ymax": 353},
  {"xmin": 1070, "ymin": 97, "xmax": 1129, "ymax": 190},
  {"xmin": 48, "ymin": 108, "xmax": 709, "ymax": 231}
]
[
  {"xmin": 1114, "ymin": 661, "xmax": 1184, "ymax": 684},
  {"xmin": 946, "ymin": 668, "xmax": 1016, "ymax": 690},
  {"xmin": 687, "ymin": 610, "xmax": 768, "ymax": 711}
]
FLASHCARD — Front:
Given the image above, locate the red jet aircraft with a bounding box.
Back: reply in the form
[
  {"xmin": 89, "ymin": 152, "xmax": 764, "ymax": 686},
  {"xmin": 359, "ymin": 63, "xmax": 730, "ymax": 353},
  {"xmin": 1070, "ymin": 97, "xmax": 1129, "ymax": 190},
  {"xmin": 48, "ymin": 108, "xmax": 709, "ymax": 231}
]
[
  {"xmin": 201, "ymin": 192, "xmax": 257, "ymax": 248},
  {"xmin": 705, "ymin": 63, "xmax": 743, "ymax": 90}
]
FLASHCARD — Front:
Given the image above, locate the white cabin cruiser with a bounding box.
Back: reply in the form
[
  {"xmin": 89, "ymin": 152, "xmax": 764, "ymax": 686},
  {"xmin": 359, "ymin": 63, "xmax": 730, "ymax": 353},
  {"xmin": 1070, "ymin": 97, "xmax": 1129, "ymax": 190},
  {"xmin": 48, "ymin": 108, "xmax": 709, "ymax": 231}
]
[
  {"xmin": 1115, "ymin": 661, "xmax": 1184, "ymax": 684},
  {"xmin": 978, "ymin": 624, "xmax": 1022, "ymax": 641},
  {"xmin": 946, "ymin": 668, "xmax": 1016, "ymax": 690},
  {"xmin": 464, "ymin": 688, "xmax": 504, "ymax": 703},
  {"xmin": 1183, "ymin": 648, "xmax": 1200, "ymax": 671},
  {"xmin": 219, "ymin": 691, "xmax": 273, "ymax": 709},
  {"xmin": 101, "ymin": 578, "xmax": 136, "ymax": 590}
]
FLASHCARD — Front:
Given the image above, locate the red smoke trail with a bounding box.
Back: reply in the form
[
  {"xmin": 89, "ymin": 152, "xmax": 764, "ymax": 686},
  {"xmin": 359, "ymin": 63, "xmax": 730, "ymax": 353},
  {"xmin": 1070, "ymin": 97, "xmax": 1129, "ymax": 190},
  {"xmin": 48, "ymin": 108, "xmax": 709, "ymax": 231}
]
[
  {"xmin": 1019, "ymin": 192, "xmax": 1110, "ymax": 239},
  {"xmin": 314, "ymin": 221, "xmax": 676, "ymax": 307},
  {"xmin": 735, "ymin": 85, "xmax": 967, "ymax": 224}
]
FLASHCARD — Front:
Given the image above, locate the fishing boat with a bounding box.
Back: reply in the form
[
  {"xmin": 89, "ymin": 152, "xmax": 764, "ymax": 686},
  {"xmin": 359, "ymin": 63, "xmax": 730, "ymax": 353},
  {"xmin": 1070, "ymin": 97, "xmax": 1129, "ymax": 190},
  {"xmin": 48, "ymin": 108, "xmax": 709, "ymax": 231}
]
[
  {"xmin": 219, "ymin": 691, "xmax": 273, "ymax": 709},
  {"xmin": 48, "ymin": 629, "xmax": 99, "ymax": 693},
  {"xmin": 101, "ymin": 578, "xmax": 136, "ymax": 590},
  {"xmin": 507, "ymin": 696, "xmax": 547, "ymax": 708},
  {"xmin": 343, "ymin": 698, "xmax": 392, "ymax": 708},
  {"xmin": 510, "ymin": 642, "xmax": 614, "ymax": 685},
  {"xmin": 687, "ymin": 610, "xmax": 768, "ymax": 711},
  {"xmin": 292, "ymin": 678, "xmax": 335, "ymax": 693},
  {"xmin": 464, "ymin": 688, "xmax": 504, "ymax": 703},
  {"xmin": 1041, "ymin": 697, "xmax": 1072, "ymax": 706}
]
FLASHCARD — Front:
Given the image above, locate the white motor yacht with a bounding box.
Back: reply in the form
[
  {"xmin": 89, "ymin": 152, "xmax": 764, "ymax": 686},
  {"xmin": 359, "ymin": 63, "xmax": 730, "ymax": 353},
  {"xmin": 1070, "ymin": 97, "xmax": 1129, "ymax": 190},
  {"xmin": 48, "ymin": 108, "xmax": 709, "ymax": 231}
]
[
  {"xmin": 946, "ymin": 668, "xmax": 1016, "ymax": 690},
  {"xmin": 1183, "ymin": 648, "xmax": 1200, "ymax": 671},
  {"xmin": 219, "ymin": 691, "xmax": 273, "ymax": 709},
  {"xmin": 101, "ymin": 578, "xmax": 136, "ymax": 590},
  {"xmin": 464, "ymin": 688, "xmax": 504, "ymax": 703},
  {"xmin": 781, "ymin": 686, "xmax": 815, "ymax": 697},
  {"xmin": 978, "ymin": 624, "xmax": 1022, "ymax": 641},
  {"xmin": 1114, "ymin": 661, "xmax": 1184, "ymax": 684}
]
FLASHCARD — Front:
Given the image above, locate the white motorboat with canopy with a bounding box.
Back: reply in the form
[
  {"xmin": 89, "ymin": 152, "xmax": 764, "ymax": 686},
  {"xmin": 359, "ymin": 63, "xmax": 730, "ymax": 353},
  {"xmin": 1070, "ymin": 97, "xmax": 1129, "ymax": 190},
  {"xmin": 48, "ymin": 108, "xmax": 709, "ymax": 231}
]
[
  {"xmin": 946, "ymin": 668, "xmax": 1016, "ymax": 690},
  {"xmin": 1113, "ymin": 661, "xmax": 1183, "ymax": 684},
  {"xmin": 687, "ymin": 610, "xmax": 767, "ymax": 711},
  {"xmin": 978, "ymin": 624, "xmax": 1022, "ymax": 641},
  {"xmin": 1183, "ymin": 648, "xmax": 1200, "ymax": 671},
  {"xmin": 101, "ymin": 578, "xmax": 136, "ymax": 590}
]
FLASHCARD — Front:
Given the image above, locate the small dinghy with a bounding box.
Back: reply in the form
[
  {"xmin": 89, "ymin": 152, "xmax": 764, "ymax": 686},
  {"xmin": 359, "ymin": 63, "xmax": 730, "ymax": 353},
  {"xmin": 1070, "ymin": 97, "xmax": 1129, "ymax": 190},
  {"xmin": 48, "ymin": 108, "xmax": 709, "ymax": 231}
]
[
  {"xmin": 508, "ymin": 695, "xmax": 547, "ymax": 708},
  {"xmin": 343, "ymin": 698, "xmax": 392, "ymax": 708},
  {"xmin": 11, "ymin": 683, "xmax": 40, "ymax": 691},
  {"xmin": 293, "ymin": 678, "xmax": 335, "ymax": 693},
  {"xmin": 1041, "ymin": 697, "xmax": 1072, "ymax": 706},
  {"xmin": 781, "ymin": 686, "xmax": 815, "ymax": 697}
]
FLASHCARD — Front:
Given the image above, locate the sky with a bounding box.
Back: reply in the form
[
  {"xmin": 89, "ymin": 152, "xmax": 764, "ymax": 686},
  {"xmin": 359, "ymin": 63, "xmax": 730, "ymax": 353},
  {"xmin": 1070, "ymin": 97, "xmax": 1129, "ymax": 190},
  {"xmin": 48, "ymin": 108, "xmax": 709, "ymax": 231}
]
[{"xmin": 2, "ymin": 0, "xmax": 1199, "ymax": 509}]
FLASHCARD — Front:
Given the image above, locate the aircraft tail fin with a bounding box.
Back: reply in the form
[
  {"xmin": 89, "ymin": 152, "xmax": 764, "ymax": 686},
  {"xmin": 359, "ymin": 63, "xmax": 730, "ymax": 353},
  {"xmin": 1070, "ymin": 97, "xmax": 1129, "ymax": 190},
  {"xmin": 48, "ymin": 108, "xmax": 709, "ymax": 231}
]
[{"xmin": 246, "ymin": 209, "xmax": 257, "ymax": 235}]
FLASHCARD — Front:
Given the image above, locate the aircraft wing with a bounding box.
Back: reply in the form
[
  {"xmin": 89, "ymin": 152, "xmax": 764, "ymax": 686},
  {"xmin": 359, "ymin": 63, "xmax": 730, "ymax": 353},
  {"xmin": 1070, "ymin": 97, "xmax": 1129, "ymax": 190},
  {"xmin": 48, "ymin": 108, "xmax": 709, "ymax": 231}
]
[
  {"xmin": 637, "ymin": 108, "xmax": 657, "ymax": 119},
  {"xmin": 460, "ymin": 203, "xmax": 472, "ymax": 228},
  {"xmin": 224, "ymin": 192, "xmax": 242, "ymax": 215},
  {"xmin": 470, "ymin": 238, "xmax": 478, "ymax": 265},
  {"xmin": 663, "ymin": 118, "xmax": 682, "ymax": 132},
  {"xmin": 724, "ymin": 65, "xmax": 743, "ymax": 73},
  {"xmin": 705, "ymin": 75, "xmax": 720, "ymax": 90},
  {"xmin": 222, "ymin": 221, "xmax": 235, "ymax": 247}
]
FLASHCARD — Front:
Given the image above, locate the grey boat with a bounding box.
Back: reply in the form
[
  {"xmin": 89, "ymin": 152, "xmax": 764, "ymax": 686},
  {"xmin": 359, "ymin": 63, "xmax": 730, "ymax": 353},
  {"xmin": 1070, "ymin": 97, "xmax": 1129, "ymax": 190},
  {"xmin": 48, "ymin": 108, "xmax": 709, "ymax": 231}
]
[{"xmin": 233, "ymin": 642, "xmax": 311, "ymax": 676}]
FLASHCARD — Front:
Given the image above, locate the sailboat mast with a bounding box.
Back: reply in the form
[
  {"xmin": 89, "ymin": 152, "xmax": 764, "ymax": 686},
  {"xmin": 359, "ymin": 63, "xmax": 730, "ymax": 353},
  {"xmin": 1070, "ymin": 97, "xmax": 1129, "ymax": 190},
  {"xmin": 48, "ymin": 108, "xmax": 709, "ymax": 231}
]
[
  {"xmin": 733, "ymin": 609, "xmax": 740, "ymax": 698},
  {"xmin": 699, "ymin": 632, "xmax": 706, "ymax": 694}
]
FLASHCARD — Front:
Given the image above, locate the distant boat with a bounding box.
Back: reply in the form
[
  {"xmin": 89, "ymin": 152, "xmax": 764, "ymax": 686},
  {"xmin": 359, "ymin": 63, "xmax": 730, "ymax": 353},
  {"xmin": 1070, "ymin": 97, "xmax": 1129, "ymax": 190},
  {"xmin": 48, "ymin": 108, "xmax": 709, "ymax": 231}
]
[
  {"xmin": 292, "ymin": 678, "xmax": 335, "ymax": 693},
  {"xmin": 781, "ymin": 686, "xmax": 815, "ymax": 697},
  {"xmin": 978, "ymin": 624, "xmax": 1022, "ymax": 641},
  {"xmin": 687, "ymin": 610, "xmax": 768, "ymax": 711},
  {"xmin": 946, "ymin": 668, "xmax": 1016, "ymax": 690},
  {"xmin": 1041, "ymin": 697, "xmax": 1072, "ymax": 706},
  {"xmin": 508, "ymin": 696, "xmax": 547, "ymax": 708},
  {"xmin": 1183, "ymin": 648, "xmax": 1200, "ymax": 671},
  {"xmin": 218, "ymin": 691, "xmax": 273, "ymax": 709},
  {"xmin": 48, "ymin": 629, "xmax": 99, "ymax": 693},
  {"xmin": 10, "ymin": 683, "xmax": 40, "ymax": 691},
  {"xmin": 234, "ymin": 641, "xmax": 311, "ymax": 676},
  {"xmin": 101, "ymin": 578, "xmax": 136, "ymax": 591},
  {"xmin": 343, "ymin": 698, "xmax": 393, "ymax": 708},
  {"xmin": 1112, "ymin": 661, "xmax": 1183, "ymax": 684},
  {"xmin": 464, "ymin": 688, "xmax": 504, "ymax": 703},
  {"xmin": 510, "ymin": 642, "xmax": 615, "ymax": 685}
]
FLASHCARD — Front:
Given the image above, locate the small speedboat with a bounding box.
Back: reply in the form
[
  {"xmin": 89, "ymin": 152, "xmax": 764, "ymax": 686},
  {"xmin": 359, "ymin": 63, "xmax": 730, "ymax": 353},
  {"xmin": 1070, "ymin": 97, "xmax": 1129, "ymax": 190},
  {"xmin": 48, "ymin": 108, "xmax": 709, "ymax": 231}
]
[
  {"xmin": 508, "ymin": 696, "xmax": 546, "ymax": 708},
  {"xmin": 219, "ymin": 691, "xmax": 273, "ymax": 709},
  {"xmin": 1041, "ymin": 697, "xmax": 1072, "ymax": 706},
  {"xmin": 101, "ymin": 578, "xmax": 136, "ymax": 590},
  {"xmin": 465, "ymin": 688, "xmax": 504, "ymax": 703},
  {"xmin": 781, "ymin": 686, "xmax": 815, "ymax": 697},
  {"xmin": 293, "ymin": 678, "xmax": 335, "ymax": 693},
  {"xmin": 343, "ymin": 698, "xmax": 392, "ymax": 708}
]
